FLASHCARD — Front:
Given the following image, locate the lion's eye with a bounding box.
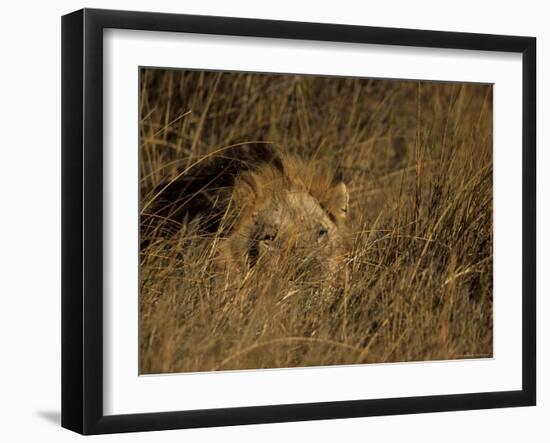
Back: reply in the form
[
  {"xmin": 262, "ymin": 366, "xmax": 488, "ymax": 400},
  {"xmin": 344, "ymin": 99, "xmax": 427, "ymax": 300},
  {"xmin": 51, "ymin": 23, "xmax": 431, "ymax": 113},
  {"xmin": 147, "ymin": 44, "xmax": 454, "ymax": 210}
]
[
  {"xmin": 260, "ymin": 233, "xmax": 276, "ymax": 242},
  {"xmin": 317, "ymin": 226, "xmax": 329, "ymax": 240}
]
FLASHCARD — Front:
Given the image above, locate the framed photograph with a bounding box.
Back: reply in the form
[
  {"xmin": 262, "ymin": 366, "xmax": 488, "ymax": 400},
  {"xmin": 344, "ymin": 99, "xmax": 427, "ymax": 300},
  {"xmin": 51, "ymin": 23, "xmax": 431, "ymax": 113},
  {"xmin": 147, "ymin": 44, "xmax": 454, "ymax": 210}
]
[{"xmin": 61, "ymin": 8, "xmax": 536, "ymax": 435}]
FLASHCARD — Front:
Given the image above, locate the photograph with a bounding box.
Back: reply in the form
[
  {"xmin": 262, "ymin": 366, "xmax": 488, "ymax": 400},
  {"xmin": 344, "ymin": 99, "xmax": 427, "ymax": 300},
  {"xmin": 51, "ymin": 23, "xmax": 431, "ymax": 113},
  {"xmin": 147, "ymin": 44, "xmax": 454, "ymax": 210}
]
[{"xmin": 138, "ymin": 68, "xmax": 494, "ymax": 375}]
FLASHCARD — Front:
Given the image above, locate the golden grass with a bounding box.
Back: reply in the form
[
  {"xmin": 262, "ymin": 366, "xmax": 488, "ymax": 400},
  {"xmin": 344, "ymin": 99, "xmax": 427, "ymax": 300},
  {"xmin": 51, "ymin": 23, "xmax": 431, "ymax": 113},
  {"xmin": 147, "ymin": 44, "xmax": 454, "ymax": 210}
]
[{"xmin": 139, "ymin": 69, "xmax": 493, "ymax": 374}]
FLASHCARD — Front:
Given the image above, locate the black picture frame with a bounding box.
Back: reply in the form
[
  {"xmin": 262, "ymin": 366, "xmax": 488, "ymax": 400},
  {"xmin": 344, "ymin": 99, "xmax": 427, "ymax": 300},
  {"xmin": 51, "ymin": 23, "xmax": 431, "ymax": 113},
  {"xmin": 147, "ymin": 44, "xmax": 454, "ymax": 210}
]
[{"xmin": 61, "ymin": 8, "xmax": 536, "ymax": 435}]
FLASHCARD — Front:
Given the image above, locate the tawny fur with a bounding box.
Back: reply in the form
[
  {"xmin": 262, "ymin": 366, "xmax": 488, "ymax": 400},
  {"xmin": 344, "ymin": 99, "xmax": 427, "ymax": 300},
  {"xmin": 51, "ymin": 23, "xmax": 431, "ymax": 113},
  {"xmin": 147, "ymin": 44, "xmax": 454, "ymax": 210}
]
[{"xmin": 217, "ymin": 151, "xmax": 350, "ymax": 286}]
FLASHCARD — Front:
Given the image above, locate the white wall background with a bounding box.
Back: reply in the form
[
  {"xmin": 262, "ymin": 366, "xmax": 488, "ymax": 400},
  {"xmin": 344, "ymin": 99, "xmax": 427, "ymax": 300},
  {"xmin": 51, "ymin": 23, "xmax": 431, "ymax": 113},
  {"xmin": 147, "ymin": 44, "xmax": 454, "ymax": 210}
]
[{"xmin": 0, "ymin": 1, "xmax": 546, "ymax": 441}]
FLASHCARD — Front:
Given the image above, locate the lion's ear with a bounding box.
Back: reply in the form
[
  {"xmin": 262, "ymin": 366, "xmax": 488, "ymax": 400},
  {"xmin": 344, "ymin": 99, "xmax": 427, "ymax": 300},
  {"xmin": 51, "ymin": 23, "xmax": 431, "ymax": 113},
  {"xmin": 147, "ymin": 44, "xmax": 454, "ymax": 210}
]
[
  {"xmin": 326, "ymin": 182, "xmax": 349, "ymax": 223},
  {"xmin": 232, "ymin": 174, "xmax": 258, "ymax": 210}
]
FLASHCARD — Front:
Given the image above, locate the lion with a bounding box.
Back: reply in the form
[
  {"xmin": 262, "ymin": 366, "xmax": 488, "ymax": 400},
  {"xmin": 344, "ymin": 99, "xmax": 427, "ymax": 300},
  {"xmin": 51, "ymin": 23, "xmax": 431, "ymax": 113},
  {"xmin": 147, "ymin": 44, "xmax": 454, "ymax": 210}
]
[
  {"xmin": 141, "ymin": 145, "xmax": 350, "ymax": 287},
  {"xmin": 219, "ymin": 153, "xmax": 349, "ymax": 283}
]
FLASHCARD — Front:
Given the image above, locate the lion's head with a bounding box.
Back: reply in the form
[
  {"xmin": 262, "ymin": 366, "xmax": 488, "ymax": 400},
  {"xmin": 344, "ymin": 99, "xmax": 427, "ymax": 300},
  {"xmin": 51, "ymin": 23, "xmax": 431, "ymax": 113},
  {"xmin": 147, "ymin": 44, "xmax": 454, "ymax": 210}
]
[{"xmin": 219, "ymin": 153, "xmax": 349, "ymax": 285}]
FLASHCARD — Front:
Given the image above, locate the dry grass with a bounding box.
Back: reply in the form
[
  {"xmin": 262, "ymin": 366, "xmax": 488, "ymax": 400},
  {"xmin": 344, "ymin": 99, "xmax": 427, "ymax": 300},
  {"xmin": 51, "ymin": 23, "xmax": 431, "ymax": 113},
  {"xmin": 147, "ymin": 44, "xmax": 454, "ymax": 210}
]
[{"xmin": 139, "ymin": 68, "xmax": 493, "ymax": 374}]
